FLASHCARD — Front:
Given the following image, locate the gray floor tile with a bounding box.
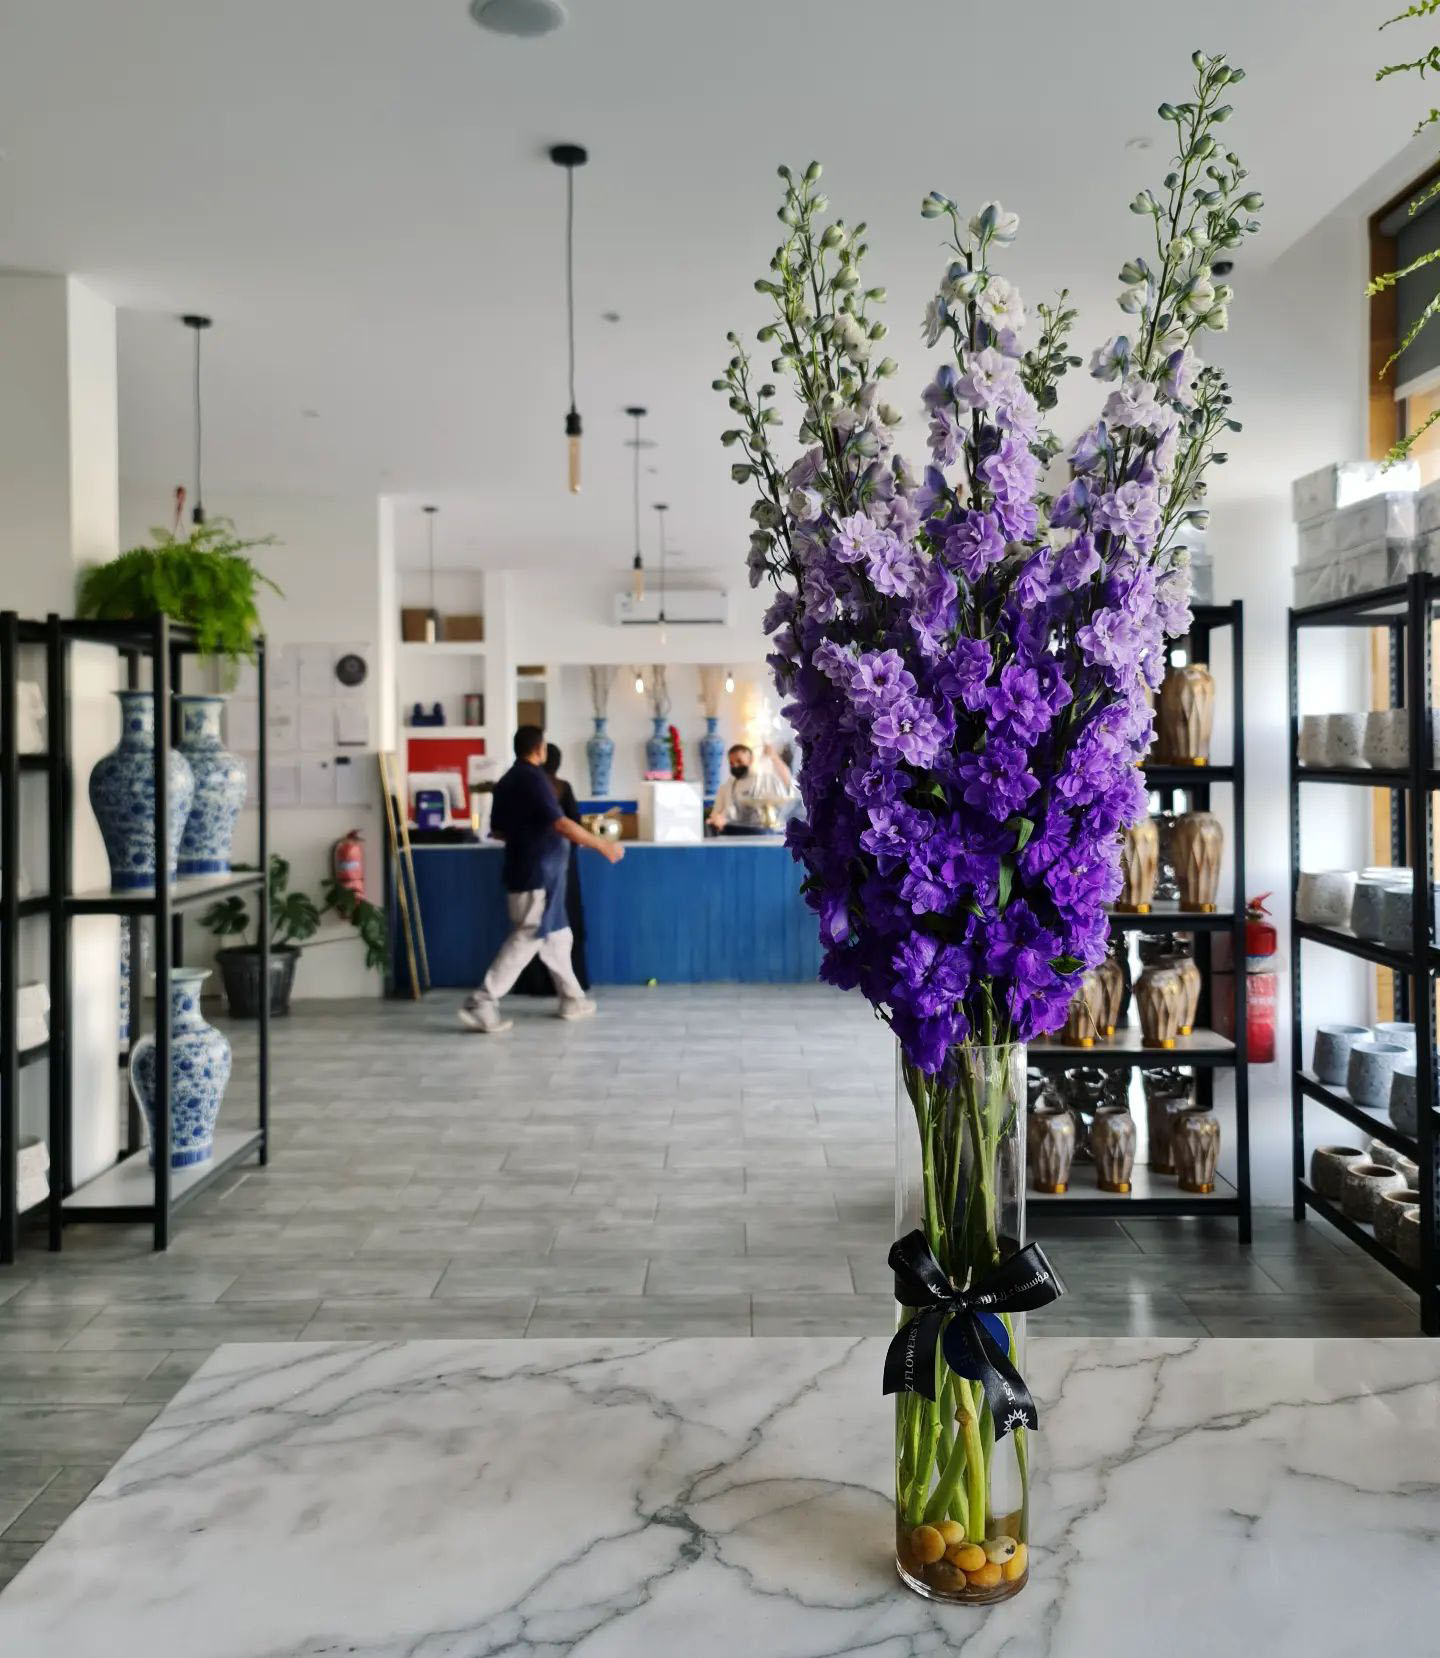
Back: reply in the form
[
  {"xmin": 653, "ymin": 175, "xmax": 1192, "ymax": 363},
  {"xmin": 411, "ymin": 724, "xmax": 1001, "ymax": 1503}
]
[
  {"xmin": 0, "ymin": 1352, "xmax": 168, "ymax": 1404},
  {"xmin": 526, "ymin": 1295, "xmax": 750, "ymax": 1338},
  {"xmin": 0, "ymin": 1404, "xmax": 163, "ymax": 1458},
  {"xmin": 645, "ymin": 1256, "xmax": 856, "ymax": 1296},
  {"xmin": 301, "ymin": 1297, "xmax": 535, "ymax": 1341},
  {"xmin": 218, "ymin": 1264, "xmax": 447, "ymax": 1303},
  {"xmin": 1039, "ymin": 1291, "xmax": 1209, "ymax": 1337},
  {"xmin": 752, "ymin": 1293, "xmax": 894, "ymax": 1336},
  {"xmin": 435, "ymin": 1260, "xmax": 648, "ymax": 1298},
  {"xmin": 1182, "ymin": 1292, "xmax": 1421, "ymax": 1337},
  {"xmin": 61, "ymin": 1303, "xmax": 319, "ymax": 1350}
]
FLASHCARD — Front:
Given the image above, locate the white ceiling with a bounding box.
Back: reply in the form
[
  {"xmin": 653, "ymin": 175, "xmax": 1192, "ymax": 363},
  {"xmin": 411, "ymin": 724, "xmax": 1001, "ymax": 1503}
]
[{"xmin": 0, "ymin": 0, "xmax": 1402, "ymax": 571}]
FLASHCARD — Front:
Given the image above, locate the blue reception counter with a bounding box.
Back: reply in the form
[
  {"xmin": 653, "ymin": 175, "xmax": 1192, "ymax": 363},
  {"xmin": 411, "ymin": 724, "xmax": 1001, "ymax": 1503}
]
[{"xmin": 392, "ymin": 841, "xmax": 823, "ymax": 990}]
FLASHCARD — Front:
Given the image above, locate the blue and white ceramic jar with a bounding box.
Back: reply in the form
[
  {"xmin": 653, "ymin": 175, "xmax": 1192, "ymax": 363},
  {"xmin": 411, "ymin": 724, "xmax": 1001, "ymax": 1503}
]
[
  {"xmin": 128, "ymin": 968, "xmax": 232, "ymax": 1169},
  {"xmin": 586, "ymin": 716, "xmax": 614, "ymax": 796},
  {"xmin": 89, "ymin": 690, "xmax": 195, "ymax": 890},
  {"xmin": 176, "ymin": 694, "xmax": 247, "ymax": 877},
  {"xmin": 645, "ymin": 715, "xmax": 672, "ymax": 777},
  {"xmin": 699, "ymin": 716, "xmax": 725, "ymax": 797}
]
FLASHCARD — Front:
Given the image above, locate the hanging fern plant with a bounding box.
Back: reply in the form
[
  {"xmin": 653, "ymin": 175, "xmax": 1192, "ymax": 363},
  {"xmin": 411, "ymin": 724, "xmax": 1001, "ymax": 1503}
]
[{"xmin": 76, "ymin": 517, "xmax": 281, "ymax": 664}]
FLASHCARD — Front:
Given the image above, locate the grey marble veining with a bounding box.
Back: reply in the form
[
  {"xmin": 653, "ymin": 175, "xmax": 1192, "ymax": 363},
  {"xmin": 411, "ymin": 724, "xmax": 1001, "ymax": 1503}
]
[{"xmin": 3, "ymin": 1335, "xmax": 1439, "ymax": 1655}]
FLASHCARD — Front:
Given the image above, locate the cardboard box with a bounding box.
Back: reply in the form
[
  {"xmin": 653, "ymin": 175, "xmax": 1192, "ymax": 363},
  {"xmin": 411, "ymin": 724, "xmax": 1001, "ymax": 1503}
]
[
  {"xmin": 443, "ymin": 613, "xmax": 485, "ymax": 642},
  {"xmin": 400, "ymin": 607, "xmax": 431, "ymax": 643},
  {"xmin": 516, "ymin": 700, "xmax": 545, "ymax": 730}
]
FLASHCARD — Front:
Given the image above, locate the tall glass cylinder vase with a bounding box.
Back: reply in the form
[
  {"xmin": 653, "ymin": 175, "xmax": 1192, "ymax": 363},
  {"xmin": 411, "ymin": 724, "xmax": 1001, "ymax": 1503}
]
[{"xmin": 894, "ymin": 1041, "xmax": 1029, "ymax": 1604}]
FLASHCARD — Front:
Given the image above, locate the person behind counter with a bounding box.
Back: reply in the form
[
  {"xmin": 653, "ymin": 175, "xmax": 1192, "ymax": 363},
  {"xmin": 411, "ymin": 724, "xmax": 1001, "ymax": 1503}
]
[
  {"xmin": 706, "ymin": 741, "xmax": 795, "ymax": 836},
  {"xmin": 459, "ymin": 725, "xmax": 623, "ymax": 1035},
  {"xmin": 514, "ymin": 743, "xmax": 589, "ymax": 996}
]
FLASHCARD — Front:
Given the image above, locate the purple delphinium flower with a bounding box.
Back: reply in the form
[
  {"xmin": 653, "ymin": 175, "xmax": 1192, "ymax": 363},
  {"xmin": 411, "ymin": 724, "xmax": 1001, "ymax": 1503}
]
[
  {"xmin": 1093, "ymin": 480, "xmax": 1162, "ymax": 550},
  {"xmin": 851, "ymin": 649, "xmax": 916, "ymax": 707},
  {"xmin": 873, "ymin": 697, "xmax": 948, "ymax": 768},
  {"xmin": 941, "ymin": 511, "xmax": 1007, "ymax": 582}
]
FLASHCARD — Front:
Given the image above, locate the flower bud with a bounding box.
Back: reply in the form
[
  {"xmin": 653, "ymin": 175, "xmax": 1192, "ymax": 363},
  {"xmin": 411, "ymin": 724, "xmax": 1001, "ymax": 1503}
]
[
  {"xmin": 804, "ymin": 160, "xmax": 823, "ymax": 183},
  {"xmin": 878, "ymin": 402, "xmax": 903, "ymax": 426}
]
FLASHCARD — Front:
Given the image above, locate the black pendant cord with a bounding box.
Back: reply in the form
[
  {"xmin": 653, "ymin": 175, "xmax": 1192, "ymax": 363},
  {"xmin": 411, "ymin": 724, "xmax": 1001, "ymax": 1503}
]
[
  {"xmin": 565, "ymin": 162, "xmax": 577, "ymax": 421},
  {"xmin": 654, "ymin": 503, "xmax": 668, "ymax": 623},
  {"xmin": 632, "ymin": 412, "xmax": 642, "ymax": 564},
  {"xmin": 192, "ymin": 327, "xmax": 203, "ymax": 525},
  {"xmin": 426, "ymin": 507, "xmax": 438, "ymax": 611}
]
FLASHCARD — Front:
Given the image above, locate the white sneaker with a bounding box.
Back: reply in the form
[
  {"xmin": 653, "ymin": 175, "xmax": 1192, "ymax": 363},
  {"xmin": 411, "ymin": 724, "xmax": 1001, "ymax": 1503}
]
[
  {"xmin": 556, "ymin": 997, "xmax": 597, "ymax": 1021},
  {"xmin": 458, "ymin": 997, "xmax": 512, "ymax": 1034}
]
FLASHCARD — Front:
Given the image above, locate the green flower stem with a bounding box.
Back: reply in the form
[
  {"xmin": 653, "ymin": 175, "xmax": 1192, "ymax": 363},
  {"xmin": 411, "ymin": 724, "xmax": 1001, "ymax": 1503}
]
[{"xmin": 955, "ymin": 1379, "xmax": 988, "ymax": 1542}]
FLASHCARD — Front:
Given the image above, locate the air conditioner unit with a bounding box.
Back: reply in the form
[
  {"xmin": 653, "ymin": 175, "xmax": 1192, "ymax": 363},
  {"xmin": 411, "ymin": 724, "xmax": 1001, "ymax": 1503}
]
[{"xmin": 613, "ymin": 589, "xmax": 731, "ymax": 626}]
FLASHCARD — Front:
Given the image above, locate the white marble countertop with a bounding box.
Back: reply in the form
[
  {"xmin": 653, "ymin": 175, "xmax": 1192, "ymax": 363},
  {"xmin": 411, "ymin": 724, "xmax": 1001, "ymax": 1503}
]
[{"xmin": 2, "ymin": 1336, "xmax": 1438, "ymax": 1655}]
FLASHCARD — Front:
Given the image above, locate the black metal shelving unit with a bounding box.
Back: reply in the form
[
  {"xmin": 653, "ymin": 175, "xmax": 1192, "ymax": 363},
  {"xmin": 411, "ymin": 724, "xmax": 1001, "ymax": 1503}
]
[
  {"xmin": 1030, "ymin": 601, "xmax": 1251, "ymax": 1237},
  {"xmin": 1288, "ymin": 575, "xmax": 1438, "ymax": 1334},
  {"xmin": 1, "ymin": 614, "xmax": 57, "ymax": 1264},
  {"xmin": 41, "ymin": 614, "xmax": 271, "ymax": 1252}
]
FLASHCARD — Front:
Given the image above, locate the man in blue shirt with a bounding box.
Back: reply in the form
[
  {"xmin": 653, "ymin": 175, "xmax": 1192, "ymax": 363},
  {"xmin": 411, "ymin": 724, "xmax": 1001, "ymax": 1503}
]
[{"xmin": 459, "ymin": 725, "xmax": 624, "ymax": 1034}]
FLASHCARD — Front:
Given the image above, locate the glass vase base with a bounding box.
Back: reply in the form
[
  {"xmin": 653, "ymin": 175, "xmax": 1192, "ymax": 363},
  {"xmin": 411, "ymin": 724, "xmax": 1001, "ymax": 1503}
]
[{"xmin": 895, "ymin": 1554, "xmax": 1028, "ymax": 1606}]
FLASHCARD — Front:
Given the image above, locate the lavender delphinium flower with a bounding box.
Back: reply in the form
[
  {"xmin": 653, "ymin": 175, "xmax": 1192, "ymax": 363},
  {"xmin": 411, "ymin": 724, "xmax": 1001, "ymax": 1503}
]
[{"xmin": 715, "ymin": 53, "xmax": 1258, "ymax": 1078}]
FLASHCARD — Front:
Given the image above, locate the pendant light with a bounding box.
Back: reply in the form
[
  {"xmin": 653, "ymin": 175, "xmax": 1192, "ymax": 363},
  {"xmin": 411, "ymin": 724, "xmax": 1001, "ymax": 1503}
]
[
  {"xmin": 625, "ymin": 405, "xmax": 647, "ymax": 601},
  {"xmin": 550, "ymin": 143, "xmax": 588, "ymax": 493},
  {"xmin": 652, "ymin": 501, "xmax": 670, "ymax": 646},
  {"xmin": 423, "ymin": 506, "xmax": 443, "ymax": 644},
  {"xmin": 181, "ymin": 314, "xmax": 212, "ymax": 525},
  {"xmin": 724, "ymin": 669, "xmax": 735, "ymax": 695}
]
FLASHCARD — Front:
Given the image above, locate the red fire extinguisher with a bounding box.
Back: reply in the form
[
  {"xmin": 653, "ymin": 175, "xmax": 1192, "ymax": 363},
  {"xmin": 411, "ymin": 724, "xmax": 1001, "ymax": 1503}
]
[{"xmin": 332, "ymin": 829, "xmax": 365, "ymax": 898}]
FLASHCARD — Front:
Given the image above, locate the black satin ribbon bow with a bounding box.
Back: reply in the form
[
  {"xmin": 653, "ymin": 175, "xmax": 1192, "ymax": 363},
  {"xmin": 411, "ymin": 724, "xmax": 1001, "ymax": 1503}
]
[{"xmin": 882, "ymin": 1231, "xmax": 1064, "ymax": 1438}]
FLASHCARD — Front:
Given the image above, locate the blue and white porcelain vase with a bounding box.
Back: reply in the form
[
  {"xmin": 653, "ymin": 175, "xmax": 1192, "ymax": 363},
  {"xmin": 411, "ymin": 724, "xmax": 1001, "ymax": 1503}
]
[
  {"xmin": 89, "ymin": 690, "xmax": 195, "ymax": 890},
  {"xmin": 699, "ymin": 716, "xmax": 725, "ymax": 798},
  {"xmin": 586, "ymin": 716, "xmax": 614, "ymax": 797},
  {"xmin": 128, "ymin": 968, "xmax": 232, "ymax": 1169},
  {"xmin": 645, "ymin": 715, "xmax": 672, "ymax": 778},
  {"xmin": 176, "ymin": 694, "xmax": 247, "ymax": 877}
]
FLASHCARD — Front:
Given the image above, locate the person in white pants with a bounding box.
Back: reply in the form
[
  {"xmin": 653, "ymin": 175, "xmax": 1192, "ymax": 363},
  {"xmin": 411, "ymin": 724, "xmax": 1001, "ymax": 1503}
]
[{"xmin": 459, "ymin": 725, "xmax": 623, "ymax": 1034}]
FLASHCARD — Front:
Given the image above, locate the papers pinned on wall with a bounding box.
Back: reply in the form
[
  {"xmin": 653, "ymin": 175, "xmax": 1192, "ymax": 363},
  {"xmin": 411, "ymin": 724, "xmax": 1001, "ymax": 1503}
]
[{"xmin": 224, "ymin": 641, "xmax": 374, "ymax": 809}]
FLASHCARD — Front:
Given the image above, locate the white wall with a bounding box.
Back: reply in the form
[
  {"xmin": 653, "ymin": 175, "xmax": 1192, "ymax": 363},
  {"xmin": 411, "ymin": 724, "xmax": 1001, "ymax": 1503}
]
[
  {"xmin": 119, "ymin": 484, "xmax": 386, "ymax": 999},
  {"xmin": 0, "ymin": 274, "xmax": 122, "ymax": 1187},
  {"xmin": 1205, "ymin": 144, "xmax": 1427, "ymax": 1202}
]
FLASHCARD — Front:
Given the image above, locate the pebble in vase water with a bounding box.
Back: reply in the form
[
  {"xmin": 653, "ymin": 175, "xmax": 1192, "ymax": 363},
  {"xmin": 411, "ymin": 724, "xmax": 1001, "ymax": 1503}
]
[
  {"xmin": 1170, "ymin": 1106, "xmax": 1221, "ymax": 1194},
  {"xmin": 1090, "ymin": 1105, "xmax": 1136, "ymax": 1194},
  {"xmin": 1156, "ymin": 664, "xmax": 1214, "ymax": 765},
  {"xmin": 88, "ymin": 691, "xmax": 195, "ymax": 890},
  {"xmin": 1117, "ymin": 818, "xmax": 1159, "ymax": 913},
  {"xmin": 1173, "ymin": 811, "xmax": 1223, "ymax": 913},
  {"xmin": 176, "ymin": 695, "xmax": 247, "ymax": 877},
  {"xmin": 1027, "ymin": 1102, "xmax": 1076, "ymax": 1194},
  {"xmin": 127, "ymin": 968, "xmax": 231, "ymax": 1168}
]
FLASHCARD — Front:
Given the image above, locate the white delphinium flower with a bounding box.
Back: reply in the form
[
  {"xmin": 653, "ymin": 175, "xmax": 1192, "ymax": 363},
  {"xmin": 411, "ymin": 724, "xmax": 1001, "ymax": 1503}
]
[
  {"xmin": 969, "ymin": 200, "xmax": 1020, "ymax": 246},
  {"xmin": 976, "ymin": 274, "xmax": 1025, "ymax": 333},
  {"xmin": 922, "ymin": 296, "xmax": 947, "ymax": 347},
  {"xmin": 1089, "ymin": 335, "xmax": 1130, "ymax": 381}
]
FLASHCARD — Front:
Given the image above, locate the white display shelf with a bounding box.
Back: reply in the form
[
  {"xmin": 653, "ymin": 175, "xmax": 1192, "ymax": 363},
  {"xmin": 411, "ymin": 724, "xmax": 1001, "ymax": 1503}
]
[
  {"xmin": 400, "ymin": 642, "xmax": 487, "ymax": 657},
  {"xmin": 402, "ymin": 726, "xmax": 490, "ymax": 740},
  {"xmin": 63, "ymin": 1130, "xmax": 263, "ymax": 1215}
]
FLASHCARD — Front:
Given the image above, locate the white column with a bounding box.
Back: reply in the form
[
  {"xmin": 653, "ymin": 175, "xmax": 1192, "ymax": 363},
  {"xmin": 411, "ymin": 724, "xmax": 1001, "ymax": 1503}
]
[{"xmin": 0, "ymin": 273, "xmax": 122, "ymax": 1186}]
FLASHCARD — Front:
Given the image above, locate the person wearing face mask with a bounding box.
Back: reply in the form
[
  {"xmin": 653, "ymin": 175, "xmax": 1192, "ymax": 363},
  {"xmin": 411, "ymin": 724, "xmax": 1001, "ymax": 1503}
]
[{"xmin": 706, "ymin": 741, "xmax": 794, "ymax": 835}]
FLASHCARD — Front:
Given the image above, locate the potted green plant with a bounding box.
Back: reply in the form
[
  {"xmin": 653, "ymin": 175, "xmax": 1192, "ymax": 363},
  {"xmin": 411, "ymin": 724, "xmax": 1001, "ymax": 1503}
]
[
  {"xmin": 200, "ymin": 855, "xmax": 387, "ymax": 1016},
  {"xmin": 77, "ymin": 517, "xmax": 280, "ymax": 666}
]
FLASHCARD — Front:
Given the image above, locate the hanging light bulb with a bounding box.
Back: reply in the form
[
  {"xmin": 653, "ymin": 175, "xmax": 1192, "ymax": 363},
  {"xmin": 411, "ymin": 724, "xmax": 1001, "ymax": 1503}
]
[
  {"xmin": 550, "ymin": 143, "xmax": 588, "ymax": 493},
  {"xmin": 423, "ymin": 506, "xmax": 443, "ymax": 644},
  {"xmin": 724, "ymin": 669, "xmax": 735, "ymax": 694},
  {"xmin": 652, "ymin": 502, "xmax": 669, "ymax": 646},
  {"xmin": 625, "ymin": 405, "xmax": 647, "ymax": 602},
  {"xmin": 181, "ymin": 314, "xmax": 213, "ymax": 525},
  {"xmin": 634, "ymin": 670, "xmax": 645, "ymax": 695}
]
